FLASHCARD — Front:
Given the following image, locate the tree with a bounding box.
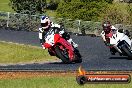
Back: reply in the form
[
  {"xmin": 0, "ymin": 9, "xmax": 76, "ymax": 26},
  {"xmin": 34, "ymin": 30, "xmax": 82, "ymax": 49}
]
[
  {"xmin": 56, "ymin": 1, "xmax": 108, "ymax": 21},
  {"xmin": 46, "ymin": 0, "xmax": 59, "ymax": 10},
  {"xmin": 80, "ymin": 0, "xmax": 113, "ymax": 3},
  {"xmin": 63, "ymin": 0, "xmax": 71, "ymax": 2},
  {"xmin": 9, "ymin": 0, "xmax": 47, "ymax": 14}
]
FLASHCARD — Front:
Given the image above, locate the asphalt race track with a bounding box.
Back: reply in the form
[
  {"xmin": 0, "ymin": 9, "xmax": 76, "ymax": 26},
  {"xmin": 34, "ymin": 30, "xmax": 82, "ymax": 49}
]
[{"xmin": 0, "ymin": 29, "xmax": 132, "ymax": 71}]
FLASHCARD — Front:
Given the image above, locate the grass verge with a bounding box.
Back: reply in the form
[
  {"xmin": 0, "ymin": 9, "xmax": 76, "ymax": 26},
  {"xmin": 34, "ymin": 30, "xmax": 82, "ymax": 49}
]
[
  {"xmin": 0, "ymin": 74, "xmax": 131, "ymax": 88},
  {"xmin": 0, "ymin": 41, "xmax": 56, "ymax": 64}
]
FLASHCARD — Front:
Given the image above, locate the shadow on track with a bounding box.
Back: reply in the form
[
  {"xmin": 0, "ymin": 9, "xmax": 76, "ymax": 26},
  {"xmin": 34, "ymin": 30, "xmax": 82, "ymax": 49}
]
[
  {"xmin": 109, "ymin": 56, "xmax": 130, "ymax": 60},
  {"xmin": 48, "ymin": 61, "xmax": 82, "ymax": 65}
]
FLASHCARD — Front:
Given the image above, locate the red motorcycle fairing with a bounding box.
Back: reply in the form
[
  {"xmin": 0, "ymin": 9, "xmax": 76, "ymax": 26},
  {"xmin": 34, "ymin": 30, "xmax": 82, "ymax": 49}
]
[
  {"xmin": 43, "ymin": 43, "xmax": 52, "ymax": 48},
  {"xmin": 54, "ymin": 34, "xmax": 61, "ymax": 43},
  {"xmin": 43, "ymin": 33, "xmax": 61, "ymax": 49},
  {"xmin": 43, "ymin": 33, "xmax": 75, "ymax": 61},
  {"xmin": 55, "ymin": 35, "xmax": 74, "ymax": 61}
]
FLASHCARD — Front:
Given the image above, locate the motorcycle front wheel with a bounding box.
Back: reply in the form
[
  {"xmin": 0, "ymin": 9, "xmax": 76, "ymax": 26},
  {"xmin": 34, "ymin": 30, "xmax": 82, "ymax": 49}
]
[
  {"xmin": 55, "ymin": 45, "xmax": 71, "ymax": 63},
  {"xmin": 121, "ymin": 45, "xmax": 132, "ymax": 59},
  {"xmin": 74, "ymin": 48, "xmax": 82, "ymax": 63}
]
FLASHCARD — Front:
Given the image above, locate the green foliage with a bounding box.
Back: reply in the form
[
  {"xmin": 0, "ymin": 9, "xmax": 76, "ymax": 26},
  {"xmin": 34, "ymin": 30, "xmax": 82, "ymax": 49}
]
[
  {"xmin": 8, "ymin": 13, "xmax": 40, "ymax": 31},
  {"xmin": 105, "ymin": 0, "xmax": 113, "ymax": 3},
  {"xmin": 63, "ymin": 0, "xmax": 71, "ymax": 2},
  {"xmin": 9, "ymin": 0, "xmax": 47, "ymax": 14},
  {"xmin": 80, "ymin": 0, "xmax": 103, "ymax": 2},
  {"xmin": 56, "ymin": 1, "xmax": 108, "ymax": 21},
  {"xmin": 79, "ymin": 0, "xmax": 113, "ymax": 3},
  {"xmin": 102, "ymin": 3, "xmax": 132, "ymax": 25},
  {"xmin": 80, "ymin": 21, "xmax": 101, "ymax": 32},
  {"xmin": 46, "ymin": 0, "xmax": 59, "ymax": 10}
]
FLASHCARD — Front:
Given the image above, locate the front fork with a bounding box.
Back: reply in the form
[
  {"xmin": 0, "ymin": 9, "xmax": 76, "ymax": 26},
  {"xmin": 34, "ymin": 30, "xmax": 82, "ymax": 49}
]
[
  {"xmin": 67, "ymin": 38, "xmax": 78, "ymax": 48},
  {"xmin": 113, "ymin": 45, "xmax": 122, "ymax": 54},
  {"xmin": 57, "ymin": 38, "xmax": 75, "ymax": 61},
  {"xmin": 115, "ymin": 40, "xmax": 132, "ymax": 55}
]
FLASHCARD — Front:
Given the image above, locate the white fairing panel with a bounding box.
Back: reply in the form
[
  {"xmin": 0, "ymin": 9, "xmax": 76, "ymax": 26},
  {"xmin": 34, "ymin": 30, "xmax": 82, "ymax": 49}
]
[
  {"xmin": 121, "ymin": 35, "xmax": 131, "ymax": 46},
  {"xmin": 110, "ymin": 31, "xmax": 131, "ymax": 46},
  {"xmin": 110, "ymin": 32, "xmax": 124, "ymax": 45},
  {"xmin": 45, "ymin": 31, "xmax": 55, "ymax": 46}
]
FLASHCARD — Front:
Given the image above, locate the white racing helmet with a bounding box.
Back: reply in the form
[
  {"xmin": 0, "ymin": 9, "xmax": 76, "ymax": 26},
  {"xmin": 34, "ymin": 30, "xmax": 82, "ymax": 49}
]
[
  {"xmin": 111, "ymin": 25, "xmax": 117, "ymax": 30},
  {"xmin": 40, "ymin": 16, "xmax": 50, "ymax": 27}
]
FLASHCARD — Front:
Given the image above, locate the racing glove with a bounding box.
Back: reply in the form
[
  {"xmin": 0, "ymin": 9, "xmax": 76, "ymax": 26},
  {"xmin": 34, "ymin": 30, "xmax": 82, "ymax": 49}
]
[
  {"xmin": 59, "ymin": 30, "xmax": 65, "ymax": 35},
  {"xmin": 104, "ymin": 41, "xmax": 112, "ymax": 46},
  {"xmin": 39, "ymin": 28, "xmax": 44, "ymax": 33}
]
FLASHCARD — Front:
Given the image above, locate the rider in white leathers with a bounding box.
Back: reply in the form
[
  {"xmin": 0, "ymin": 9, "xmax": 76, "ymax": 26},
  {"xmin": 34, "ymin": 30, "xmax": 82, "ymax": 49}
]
[
  {"xmin": 101, "ymin": 21, "xmax": 119, "ymax": 55},
  {"xmin": 101, "ymin": 21, "xmax": 131, "ymax": 55},
  {"xmin": 38, "ymin": 16, "xmax": 78, "ymax": 49}
]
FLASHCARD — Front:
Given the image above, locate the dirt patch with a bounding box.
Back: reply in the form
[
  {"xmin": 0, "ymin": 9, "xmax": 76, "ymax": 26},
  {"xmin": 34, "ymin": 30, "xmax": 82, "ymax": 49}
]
[
  {"xmin": 0, "ymin": 71, "xmax": 77, "ymax": 79},
  {"xmin": 0, "ymin": 71, "xmax": 131, "ymax": 79}
]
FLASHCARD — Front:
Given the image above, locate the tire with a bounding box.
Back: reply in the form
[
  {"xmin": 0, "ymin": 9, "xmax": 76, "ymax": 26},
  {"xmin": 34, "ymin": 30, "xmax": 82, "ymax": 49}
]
[
  {"xmin": 122, "ymin": 45, "xmax": 132, "ymax": 59},
  {"xmin": 74, "ymin": 56, "xmax": 82, "ymax": 63},
  {"xmin": 55, "ymin": 45, "xmax": 71, "ymax": 63},
  {"xmin": 76, "ymin": 76, "xmax": 87, "ymax": 85},
  {"xmin": 48, "ymin": 49, "xmax": 55, "ymax": 56},
  {"xmin": 74, "ymin": 48, "xmax": 82, "ymax": 63}
]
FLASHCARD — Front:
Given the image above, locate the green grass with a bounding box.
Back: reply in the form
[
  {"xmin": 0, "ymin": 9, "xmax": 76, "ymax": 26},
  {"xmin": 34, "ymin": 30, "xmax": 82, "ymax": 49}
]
[
  {"xmin": 0, "ymin": 76, "xmax": 131, "ymax": 88},
  {"xmin": 0, "ymin": 0, "xmax": 14, "ymax": 12},
  {"xmin": 0, "ymin": 41, "xmax": 55, "ymax": 63}
]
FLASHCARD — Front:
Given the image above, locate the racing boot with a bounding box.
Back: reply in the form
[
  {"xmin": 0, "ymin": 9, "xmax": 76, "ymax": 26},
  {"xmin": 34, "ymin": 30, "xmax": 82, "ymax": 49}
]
[
  {"xmin": 41, "ymin": 39, "xmax": 46, "ymax": 49},
  {"xmin": 41, "ymin": 40, "xmax": 46, "ymax": 49},
  {"xmin": 67, "ymin": 38, "xmax": 78, "ymax": 48},
  {"xmin": 42, "ymin": 44, "xmax": 46, "ymax": 49}
]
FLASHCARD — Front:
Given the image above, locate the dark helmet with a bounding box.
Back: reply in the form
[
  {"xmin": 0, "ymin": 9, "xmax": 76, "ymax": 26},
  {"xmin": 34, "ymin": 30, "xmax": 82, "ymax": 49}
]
[{"xmin": 102, "ymin": 21, "xmax": 111, "ymax": 33}]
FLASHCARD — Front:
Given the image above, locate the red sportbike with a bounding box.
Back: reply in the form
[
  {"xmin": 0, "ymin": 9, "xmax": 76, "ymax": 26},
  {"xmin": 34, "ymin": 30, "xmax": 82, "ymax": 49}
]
[{"xmin": 43, "ymin": 28, "xmax": 82, "ymax": 63}]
